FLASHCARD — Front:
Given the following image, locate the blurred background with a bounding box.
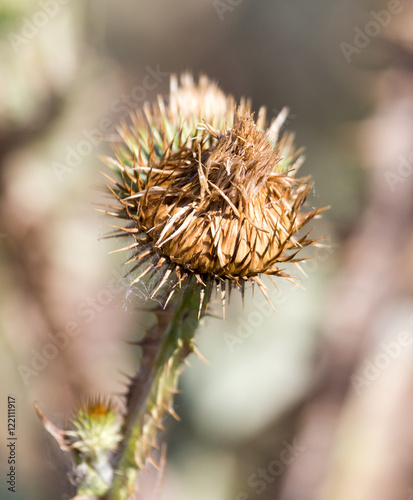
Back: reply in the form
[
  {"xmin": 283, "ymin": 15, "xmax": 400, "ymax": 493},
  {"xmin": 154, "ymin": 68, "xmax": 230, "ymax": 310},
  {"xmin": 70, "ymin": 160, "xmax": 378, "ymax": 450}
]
[{"xmin": 1, "ymin": 0, "xmax": 413, "ymax": 499}]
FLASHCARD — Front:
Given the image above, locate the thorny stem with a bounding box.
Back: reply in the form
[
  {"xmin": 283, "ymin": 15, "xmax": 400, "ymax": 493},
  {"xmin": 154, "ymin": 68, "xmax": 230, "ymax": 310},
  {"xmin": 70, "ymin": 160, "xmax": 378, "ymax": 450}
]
[{"xmin": 103, "ymin": 279, "xmax": 203, "ymax": 500}]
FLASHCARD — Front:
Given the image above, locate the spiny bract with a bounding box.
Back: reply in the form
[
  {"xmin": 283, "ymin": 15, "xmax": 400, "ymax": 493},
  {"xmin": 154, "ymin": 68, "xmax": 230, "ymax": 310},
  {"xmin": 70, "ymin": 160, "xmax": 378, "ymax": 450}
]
[{"xmin": 103, "ymin": 73, "xmax": 325, "ymax": 306}]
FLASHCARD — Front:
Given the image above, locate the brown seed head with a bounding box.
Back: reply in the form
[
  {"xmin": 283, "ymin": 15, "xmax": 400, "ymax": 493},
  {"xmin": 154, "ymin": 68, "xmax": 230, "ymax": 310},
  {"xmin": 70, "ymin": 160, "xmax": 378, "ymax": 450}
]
[{"xmin": 103, "ymin": 73, "xmax": 326, "ymax": 305}]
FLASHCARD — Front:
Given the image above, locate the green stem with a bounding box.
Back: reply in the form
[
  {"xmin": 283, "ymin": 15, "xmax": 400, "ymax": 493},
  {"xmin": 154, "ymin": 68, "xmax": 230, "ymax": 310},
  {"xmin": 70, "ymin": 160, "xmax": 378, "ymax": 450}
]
[{"xmin": 105, "ymin": 280, "xmax": 203, "ymax": 500}]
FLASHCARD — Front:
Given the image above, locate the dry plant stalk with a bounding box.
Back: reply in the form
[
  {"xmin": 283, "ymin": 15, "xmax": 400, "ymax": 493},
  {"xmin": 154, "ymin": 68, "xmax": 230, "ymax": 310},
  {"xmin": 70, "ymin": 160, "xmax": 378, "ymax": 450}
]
[{"xmin": 35, "ymin": 73, "xmax": 326, "ymax": 500}]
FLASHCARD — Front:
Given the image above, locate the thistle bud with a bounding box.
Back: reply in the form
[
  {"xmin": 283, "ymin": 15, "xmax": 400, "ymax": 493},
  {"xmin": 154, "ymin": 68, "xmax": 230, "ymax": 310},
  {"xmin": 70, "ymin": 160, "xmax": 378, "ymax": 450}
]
[
  {"xmin": 68, "ymin": 398, "xmax": 122, "ymax": 497},
  {"xmin": 70, "ymin": 398, "xmax": 121, "ymax": 456}
]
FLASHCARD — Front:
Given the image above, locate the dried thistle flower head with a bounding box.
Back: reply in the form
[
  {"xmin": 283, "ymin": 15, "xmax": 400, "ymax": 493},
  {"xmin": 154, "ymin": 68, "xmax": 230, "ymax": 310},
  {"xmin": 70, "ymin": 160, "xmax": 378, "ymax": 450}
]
[{"xmin": 104, "ymin": 73, "xmax": 325, "ymax": 305}]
